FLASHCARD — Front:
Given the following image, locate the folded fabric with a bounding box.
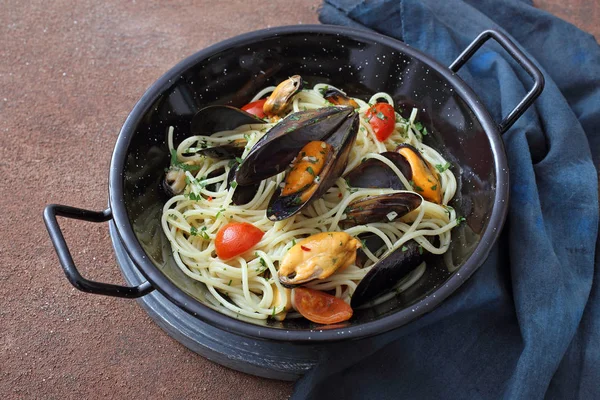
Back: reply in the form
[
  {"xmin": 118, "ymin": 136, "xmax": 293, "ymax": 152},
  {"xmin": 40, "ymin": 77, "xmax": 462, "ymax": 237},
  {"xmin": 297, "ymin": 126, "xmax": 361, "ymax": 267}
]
[{"xmin": 292, "ymin": 1, "xmax": 600, "ymax": 399}]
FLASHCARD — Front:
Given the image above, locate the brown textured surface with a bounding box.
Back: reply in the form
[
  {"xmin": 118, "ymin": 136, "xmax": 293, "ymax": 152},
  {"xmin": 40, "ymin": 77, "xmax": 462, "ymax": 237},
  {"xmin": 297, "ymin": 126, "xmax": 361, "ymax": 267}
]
[{"xmin": 0, "ymin": 1, "xmax": 595, "ymax": 399}]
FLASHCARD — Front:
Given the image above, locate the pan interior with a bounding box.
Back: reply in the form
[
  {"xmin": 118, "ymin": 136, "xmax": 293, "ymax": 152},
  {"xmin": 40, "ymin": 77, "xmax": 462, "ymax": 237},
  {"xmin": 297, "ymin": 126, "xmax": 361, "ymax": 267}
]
[{"xmin": 122, "ymin": 30, "xmax": 496, "ymax": 331}]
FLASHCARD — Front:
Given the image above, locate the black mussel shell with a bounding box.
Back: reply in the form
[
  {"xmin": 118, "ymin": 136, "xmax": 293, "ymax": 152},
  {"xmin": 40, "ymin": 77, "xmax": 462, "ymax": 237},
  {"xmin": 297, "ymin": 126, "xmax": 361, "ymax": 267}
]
[
  {"xmin": 236, "ymin": 106, "xmax": 355, "ymax": 186},
  {"xmin": 198, "ymin": 139, "xmax": 246, "ymax": 160},
  {"xmin": 263, "ymin": 75, "xmax": 303, "ymax": 116},
  {"xmin": 190, "ymin": 105, "xmax": 265, "ymax": 135},
  {"xmin": 351, "ymin": 240, "xmax": 423, "ymax": 308},
  {"xmin": 340, "ymin": 192, "xmax": 422, "ymax": 228},
  {"xmin": 323, "ymin": 88, "xmax": 359, "ymax": 108},
  {"xmin": 227, "ymin": 164, "xmax": 259, "ymax": 205},
  {"xmin": 266, "ymin": 111, "xmax": 359, "ymax": 221},
  {"xmin": 344, "ymin": 152, "xmax": 412, "ymax": 189},
  {"xmin": 355, "ymin": 233, "xmax": 385, "ymax": 268}
]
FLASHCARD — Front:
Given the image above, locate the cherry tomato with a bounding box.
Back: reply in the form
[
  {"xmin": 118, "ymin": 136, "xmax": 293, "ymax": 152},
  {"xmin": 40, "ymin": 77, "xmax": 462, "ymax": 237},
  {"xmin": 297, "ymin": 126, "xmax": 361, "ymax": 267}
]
[
  {"xmin": 215, "ymin": 222, "xmax": 264, "ymax": 260},
  {"xmin": 293, "ymin": 287, "xmax": 353, "ymax": 324},
  {"xmin": 241, "ymin": 99, "xmax": 267, "ymax": 119},
  {"xmin": 365, "ymin": 102, "xmax": 396, "ymax": 142}
]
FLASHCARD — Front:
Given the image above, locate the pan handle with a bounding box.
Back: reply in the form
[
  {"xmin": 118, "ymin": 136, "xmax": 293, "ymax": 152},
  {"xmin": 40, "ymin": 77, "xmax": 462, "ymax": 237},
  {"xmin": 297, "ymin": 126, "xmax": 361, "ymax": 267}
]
[
  {"xmin": 449, "ymin": 29, "xmax": 544, "ymax": 134},
  {"xmin": 43, "ymin": 204, "xmax": 154, "ymax": 298}
]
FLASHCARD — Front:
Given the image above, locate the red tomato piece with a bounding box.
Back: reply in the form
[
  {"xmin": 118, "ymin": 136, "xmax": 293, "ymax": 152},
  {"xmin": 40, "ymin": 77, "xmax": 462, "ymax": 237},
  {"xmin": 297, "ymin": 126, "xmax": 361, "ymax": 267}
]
[
  {"xmin": 241, "ymin": 99, "xmax": 267, "ymax": 119},
  {"xmin": 365, "ymin": 102, "xmax": 396, "ymax": 142},
  {"xmin": 215, "ymin": 222, "xmax": 264, "ymax": 260},
  {"xmin": 293, "ymin": 287, "xmax": 353, "ymax": 325}
]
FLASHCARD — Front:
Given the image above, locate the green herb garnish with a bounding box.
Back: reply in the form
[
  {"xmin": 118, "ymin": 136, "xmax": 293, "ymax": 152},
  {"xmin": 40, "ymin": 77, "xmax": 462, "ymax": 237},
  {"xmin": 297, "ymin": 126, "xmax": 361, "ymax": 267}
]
[{"xmin": 435, "ymin": 162, "xmax": 452, "ymax": 173}]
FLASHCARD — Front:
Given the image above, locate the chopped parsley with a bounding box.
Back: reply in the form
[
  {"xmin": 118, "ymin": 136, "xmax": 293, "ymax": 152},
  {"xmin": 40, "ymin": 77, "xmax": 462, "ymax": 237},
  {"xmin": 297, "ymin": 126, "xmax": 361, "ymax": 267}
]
[
  {"xmin": 418, "ymin": 245, "xmax": 424, "ymax": 255},
  {"xmin": 401, "ymin": 245, "xmax": 408, "ymax": 252},
  {"xmin": 431, "ymin": 185, "xmax": 437, "ymax": 190},
  {"xmin": 409, "ymin": 180, "xmax": 423, "ymax": 192},
  {"xmin": 376, "ymin": 111, "xmax": 387, "ymax": 120},
  {"xmin": 230, "ymin": 181, "xmax": 238, "ymax": 189},
  {"xmin": 200, "ymin": 226, "xmax": 209, "ymax": 240},
  {"xmin": 188, "ymin": 192, "xmax": 202, "ymax": 201},
  {"xmin": 289, "ymin": 114, "xmax": 301, "ymax": 121},
  {"xmin": 190, "ymin": 226, "xmax": 198, "ymax": 236},
  {"xmin": 318, "ymin": 85, "xmax": 329, "ymax": 96},
  {"xmin": 435, "ymin": 162, "xmax": 452, "ymax": 173},
  {"xmin": 306, "ymin": 166, "xmax": 315, "ymax": 176},
  {"xmin": 170, "ymin": 149, "xmax": 201, "ymax": 171},
  {"xmin": 456, "ymin": 216, "xmax": 466, "ymax": 226}
]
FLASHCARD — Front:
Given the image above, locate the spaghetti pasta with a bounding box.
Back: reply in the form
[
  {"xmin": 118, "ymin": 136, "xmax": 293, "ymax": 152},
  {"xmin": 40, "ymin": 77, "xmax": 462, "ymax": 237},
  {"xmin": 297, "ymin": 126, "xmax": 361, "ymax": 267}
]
[{"xmin": 161, "ymin": 82, "xmax": 459, "ymax": 321}]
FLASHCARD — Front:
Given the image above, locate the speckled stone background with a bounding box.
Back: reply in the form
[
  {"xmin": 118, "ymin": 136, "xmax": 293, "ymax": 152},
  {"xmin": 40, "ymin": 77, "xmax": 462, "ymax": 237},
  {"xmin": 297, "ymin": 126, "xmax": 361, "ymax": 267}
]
[{"xmin": 1, "ymin": 1, "xmax": 596, "ymax": 398}]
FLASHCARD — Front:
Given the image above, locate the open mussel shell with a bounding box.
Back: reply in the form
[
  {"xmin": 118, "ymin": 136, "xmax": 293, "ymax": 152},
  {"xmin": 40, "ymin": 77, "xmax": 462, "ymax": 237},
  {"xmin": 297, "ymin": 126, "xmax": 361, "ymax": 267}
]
[
  {"xmin": 236, "ymin": 106, "xmax": 356, "ymax": 186},
  {"xmin": 162, "ymin": 168, "xmax": 187, "ymax": 197},
  {"xmin": 263, "ymin": 75, "xmax": 303, "ymax": 116},
  {"xmin": 323, "ymin": 88, "xmax": 359, "ymax": 108},
  {"xmin": 395, "ymin": 143, "xmax": 442, "ymax": 203},
  {"xmin": 344, "ymin": 152, "xmax": 411, "ymax": 189},
  {"xmin": 266, "ymin": 111, "xmax": 359, "ymax": 221},
  {"xmin": 189, "ymin": 105, "xmax": 265, "ymax": 160},
  {"xmin": 340, "ymin": 192, "xmax": 422, "ymax": 228},
  {"xmin": 198, "ymin": 139, "xmax": 246, "ymax": 160},
  {"xmin": 190, "ymin": 105, "xmax": 265, "ymax": 134},
  {"xmin": 351, "ymin": 240, "xmax": 423, "ymax": 308},
  {"xmin": 162, "ymin": 160, "xmax": 200, "ymax": 197},
  {"xmin": 227, "ymin": 164, "xmax": 259, "ymax": 205}
]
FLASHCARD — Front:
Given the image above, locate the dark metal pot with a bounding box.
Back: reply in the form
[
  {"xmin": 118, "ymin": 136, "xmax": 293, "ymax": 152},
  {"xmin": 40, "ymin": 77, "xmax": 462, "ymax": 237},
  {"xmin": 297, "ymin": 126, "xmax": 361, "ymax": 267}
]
[{"xmin": 44, "ymin": 25, "xmax": 543, "ymax": 344}]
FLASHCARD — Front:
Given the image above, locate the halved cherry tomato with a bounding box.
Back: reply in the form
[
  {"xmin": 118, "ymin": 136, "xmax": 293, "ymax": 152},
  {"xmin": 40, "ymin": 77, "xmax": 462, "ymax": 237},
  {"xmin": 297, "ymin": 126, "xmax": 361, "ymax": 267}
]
[
  {"xmin": 241, "ymin": 99, "xmax": 267, "ymax": 119},
  {"xmin": 215, "ymin": 222, "xmax": 264, "ymax": 260},
  {"xmin": 293, "ymin": 287, "xmax": 353, "ymax": 324},
  {"xmin": 365, "ymin": 102, "xmax": 396, "ymax": 142}
]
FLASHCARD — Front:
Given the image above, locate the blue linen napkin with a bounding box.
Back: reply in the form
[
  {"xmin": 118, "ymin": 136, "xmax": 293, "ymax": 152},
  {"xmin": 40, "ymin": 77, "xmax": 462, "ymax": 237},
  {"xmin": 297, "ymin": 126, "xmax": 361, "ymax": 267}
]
[{"xmin": 292, "ymin": 1, "xmax": 600, "ymax": 398}]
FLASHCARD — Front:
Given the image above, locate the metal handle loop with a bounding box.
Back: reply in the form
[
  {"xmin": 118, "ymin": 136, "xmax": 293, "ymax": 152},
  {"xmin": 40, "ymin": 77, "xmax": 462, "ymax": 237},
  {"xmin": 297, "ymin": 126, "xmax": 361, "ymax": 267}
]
[
  {"xmin": 43, "ymin": 204, "xmax": 154, "ymax": 298},
  {"xmin": 450, "ymin": 29, "xmax": 545, "ymax": 134}
]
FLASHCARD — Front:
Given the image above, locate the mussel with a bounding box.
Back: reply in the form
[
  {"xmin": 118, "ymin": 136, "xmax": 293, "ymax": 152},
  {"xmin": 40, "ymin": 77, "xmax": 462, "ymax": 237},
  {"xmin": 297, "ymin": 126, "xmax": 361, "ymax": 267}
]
[
  {"xmin": 278, "ymin": 232, "xmax": 361, "ymax": 288},
  {"xmin": 351, "ymin": 240, "xmax": 423, "ymax": 308},
  {"xmin": 323, "ymin": 87, "xmax": 359, "ymax": 109},
  {"xmin": 344, "ymin": 152, "xmax": 410, "ymax": 190},
  {"xmin": 345, "ymin": 144, "xmax": 442, "ymax": 204},
  {"xmin": 236, "ymin": 107, "xmax": 355, "ymax": 185},
  {"xmin": 266, "ymin": 110, "xmax": 359, "ymax": 220},
  {"xmin": 340, "ymin": 192, "xmax": 423, "ymax": 228},
  {"xmin": 396, "ymin": 144, "xmax": 442, "ymax": 204},
  {"xmin": 263, "ymin": 75, "xmax": 303, "ymax": 116},
  {"xmin": 189, "ymin": 105, "xmax": 266, "ymax": 160},
  {"xmin": 163, "ymin": 162, "xmax": 194, "ymax": 196},
  {"xmin": 235, "ymin": 106, "xmax": 359, "ymax": 220},
  {"xmin": 227, "ymin": 164, "xmax": 260, "ymax": 205}
]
